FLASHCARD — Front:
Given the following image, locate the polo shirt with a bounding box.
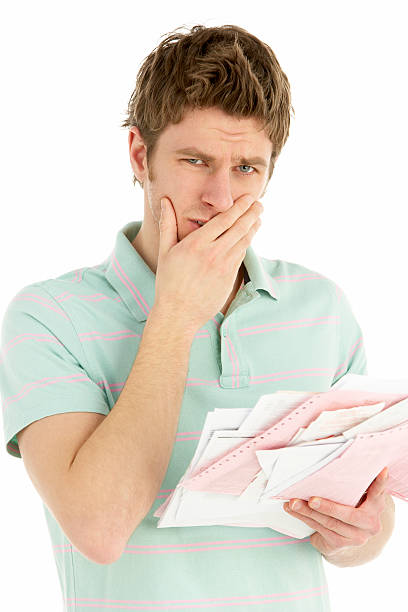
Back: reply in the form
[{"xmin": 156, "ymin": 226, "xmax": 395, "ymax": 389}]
[{"xmin": 0, "ymin": 219, "xmax": 367, "ymax": 611}]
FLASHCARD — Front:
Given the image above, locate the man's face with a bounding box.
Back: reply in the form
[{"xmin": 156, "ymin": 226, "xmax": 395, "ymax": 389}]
[{"xmin": 129, "ymin": 106, "xmax": 273, "ymax": 262}]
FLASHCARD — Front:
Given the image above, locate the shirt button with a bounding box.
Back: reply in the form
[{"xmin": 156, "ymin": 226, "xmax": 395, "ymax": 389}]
[{"xmin": 222, "ymin": 329, "xmax": 227, "ymax": 337}]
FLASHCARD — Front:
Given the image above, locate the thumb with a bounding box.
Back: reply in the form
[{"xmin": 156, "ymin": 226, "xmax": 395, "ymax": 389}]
[{"xmin": 158, "ymin": 197, "xmax": 178, "ymax": 255}]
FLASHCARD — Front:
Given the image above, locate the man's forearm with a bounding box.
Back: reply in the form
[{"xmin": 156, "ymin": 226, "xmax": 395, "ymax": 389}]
[
  {"xmin": 66, "ymin": 304, "xmax": 196, "ymax": 563},
  {"xmin": 323, "ymin": 493, "xmax": 395, "ymax": 567}
]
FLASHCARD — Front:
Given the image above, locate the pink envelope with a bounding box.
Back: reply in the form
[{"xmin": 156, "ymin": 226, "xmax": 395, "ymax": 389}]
[{"xmin": 181, "ymin": 390, "xmax": 407, "ymax": 496}]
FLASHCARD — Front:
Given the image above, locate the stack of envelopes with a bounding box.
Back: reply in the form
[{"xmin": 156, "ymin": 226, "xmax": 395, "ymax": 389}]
[{"xmin": 154, "ymin": 373, "xmax": 408, "ymax": 538}]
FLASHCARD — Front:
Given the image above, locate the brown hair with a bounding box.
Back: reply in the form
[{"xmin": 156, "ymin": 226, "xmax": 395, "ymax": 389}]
[{"xmin": 121, "ymin": 24, "xmax": 294, "ymax": 188}]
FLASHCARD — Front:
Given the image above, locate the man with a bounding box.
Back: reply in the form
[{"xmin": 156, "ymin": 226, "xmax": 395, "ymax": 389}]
[{"xmin": 0, "ymin": 24, "xmax": 394, "ymax": 612}]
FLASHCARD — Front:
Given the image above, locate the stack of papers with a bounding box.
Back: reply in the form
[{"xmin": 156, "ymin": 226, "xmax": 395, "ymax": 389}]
[{"xmin": 154, "ymin": 374, "xmax": 408, "ymax": 539}]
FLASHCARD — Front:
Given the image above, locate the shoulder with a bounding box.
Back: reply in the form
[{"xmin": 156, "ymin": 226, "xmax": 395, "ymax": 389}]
[
  {"xmin": 1, "ymin": 259, "xmax": 114, "ymax": 345},
  {"xmin": 4, "ymin": 258, "xmax": 113, "ymax": 317}
]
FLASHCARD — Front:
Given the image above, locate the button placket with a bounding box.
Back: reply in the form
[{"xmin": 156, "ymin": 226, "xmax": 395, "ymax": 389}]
[{"xmin": 219, "ymin": 316, "xmax": 250, "ymax": 388}]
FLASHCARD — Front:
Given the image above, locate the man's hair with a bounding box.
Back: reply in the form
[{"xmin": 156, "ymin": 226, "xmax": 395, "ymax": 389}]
[{"xmin": 121, "ymin": 24, "xmax": 294, "ymax": 188}]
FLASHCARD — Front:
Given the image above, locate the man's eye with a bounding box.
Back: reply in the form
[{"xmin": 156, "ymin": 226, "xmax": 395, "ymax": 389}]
[
  {"xmin": 183, "ymin": 159, "xmax": 256, "ymax": 175},
  {"xmin": 239, "ymin": 165, "xmax": 256, "ymax": 175},
  {"xmin": 185, "ymin": 158, "xmax": 204, "ymax": 165}
]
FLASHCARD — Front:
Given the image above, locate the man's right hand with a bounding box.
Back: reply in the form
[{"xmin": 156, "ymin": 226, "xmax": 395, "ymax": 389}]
[{"xmin": 154, "ymin": 194, "xmax": 263, "ymax": 332}]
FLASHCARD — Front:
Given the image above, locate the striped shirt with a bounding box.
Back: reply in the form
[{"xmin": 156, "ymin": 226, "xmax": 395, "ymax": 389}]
[{"xmin": 0, "ymin": 219, "xmax": 367, "ymax": 611}]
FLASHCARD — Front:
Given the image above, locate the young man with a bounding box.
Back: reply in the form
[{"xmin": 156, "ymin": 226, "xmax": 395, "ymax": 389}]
[{"xmin": 0, "ymin": 24, "xmax": 394, "ymax": 612}]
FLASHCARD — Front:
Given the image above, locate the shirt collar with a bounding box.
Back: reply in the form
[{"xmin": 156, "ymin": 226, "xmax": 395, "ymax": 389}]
[{"xmin": 105, "ymin": 220, "xmax": 280, "ymax": 323}]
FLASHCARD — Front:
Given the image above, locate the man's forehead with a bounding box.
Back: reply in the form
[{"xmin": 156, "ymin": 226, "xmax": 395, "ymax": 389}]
[
  {"xmin": 178, "ymin": 105, "xmax": 262, "ymax": 129},
  {"xmin": 160, "ymin": 107, "xmax": 272, "ymax": 158}
]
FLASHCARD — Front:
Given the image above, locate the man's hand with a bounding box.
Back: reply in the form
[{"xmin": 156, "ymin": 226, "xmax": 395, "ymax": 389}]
[
  {"xmin": 283, "ymin": 467, "xmax": 391, "ymax": 562},
  {"xmin": 156, "ymin": 194, "xmax": 262, "ymax": 334}
]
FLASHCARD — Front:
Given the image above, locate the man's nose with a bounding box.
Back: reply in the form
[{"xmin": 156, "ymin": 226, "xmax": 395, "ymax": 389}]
[{"xmin": 200, "ymin": 169, "xmax": 236, "ymax": 212}]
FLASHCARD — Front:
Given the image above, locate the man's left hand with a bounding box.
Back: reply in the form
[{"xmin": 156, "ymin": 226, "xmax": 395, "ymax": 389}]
[{"xmin": 283, "ymin": 467, "xmax": 389, "ymax": 559}]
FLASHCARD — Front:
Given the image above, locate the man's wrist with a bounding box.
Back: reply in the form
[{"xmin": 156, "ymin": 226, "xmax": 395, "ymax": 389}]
[{"xmin": 148, "ymin": 303, "xmax": 198, "ymax": 342}]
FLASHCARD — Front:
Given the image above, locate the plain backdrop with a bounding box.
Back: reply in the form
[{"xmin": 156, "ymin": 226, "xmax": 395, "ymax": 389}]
[{"xmin": 0, "ymin": 1, "xmax": 407, "ymax": 610}]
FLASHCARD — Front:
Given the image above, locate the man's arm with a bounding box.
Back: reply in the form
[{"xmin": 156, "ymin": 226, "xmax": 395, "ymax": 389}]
[{"xmin": 65, "ymin": 304, "xmax": 196, "ymax": 564}]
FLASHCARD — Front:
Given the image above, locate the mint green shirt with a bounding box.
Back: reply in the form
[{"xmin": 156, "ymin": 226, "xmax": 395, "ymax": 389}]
[{"xmin": 0, "ymin": 220, "xmax": 367, "ymax": 611}]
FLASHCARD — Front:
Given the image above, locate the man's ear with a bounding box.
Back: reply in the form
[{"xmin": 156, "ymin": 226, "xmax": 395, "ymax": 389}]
[{"xmin": 128, "ymin": 126, "xmax": 148, "ymax": 184}]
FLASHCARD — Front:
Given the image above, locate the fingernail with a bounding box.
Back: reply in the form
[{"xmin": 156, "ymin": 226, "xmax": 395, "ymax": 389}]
[
  {"xmin": 309, "ymin": 498, "xmax": 320, "ymax": 509},
  {"xmin": 291, "ymin": 500, "xmax": 300, "ymax": 511}
]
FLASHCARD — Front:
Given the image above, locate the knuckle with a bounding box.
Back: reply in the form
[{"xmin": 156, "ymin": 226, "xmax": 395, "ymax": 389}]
[
  {"xmin": 331, "ymin": 534, "xmax": 344, "ymax": 549},
  {"xmin": 369, "ymin": 518, "xmax": 382, "ymax": 535},
  {"xmin": 326, "ymin": 516, "xmax": 339, "ymax": 531},
  {"xmin": 355, "ymin": 533, "xmax": 369, "ymax": 546}
]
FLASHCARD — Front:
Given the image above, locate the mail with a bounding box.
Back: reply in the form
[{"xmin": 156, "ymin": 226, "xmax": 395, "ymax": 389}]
[{"xmin": 153, "ymin": 374, "xmax": 408, "ymax": 539}]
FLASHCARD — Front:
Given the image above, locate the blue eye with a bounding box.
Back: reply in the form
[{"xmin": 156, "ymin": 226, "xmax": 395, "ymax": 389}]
[
  {"xmin": 183, "ymin": 159, "xmax": 256, "ymax": 175},
  {"xmin": 239, "ymin": 165, "xmax": 256, "ymax": 174}
]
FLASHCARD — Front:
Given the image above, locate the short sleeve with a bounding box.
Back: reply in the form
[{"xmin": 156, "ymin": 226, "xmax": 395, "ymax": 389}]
[
  {"xmin": 0, "ymin": 283, "xmax": 110, "ymax": 458},
  {"xmin": 331, "ymin": 283, "xmax": 368, "ymax": 385}
]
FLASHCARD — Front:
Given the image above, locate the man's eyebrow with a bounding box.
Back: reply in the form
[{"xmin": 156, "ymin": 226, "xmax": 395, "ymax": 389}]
[{"xmin": 174, "ymin": 147, "xmax": 268, "ymax": 168}]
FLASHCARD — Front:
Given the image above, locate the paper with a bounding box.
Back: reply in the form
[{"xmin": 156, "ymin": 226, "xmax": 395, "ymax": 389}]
[{"xmin": 154, "ymin": 373, "xmax": 408, "ymax": 538}]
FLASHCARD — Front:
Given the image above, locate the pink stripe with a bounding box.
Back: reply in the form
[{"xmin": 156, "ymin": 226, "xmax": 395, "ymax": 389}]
[
  {"xmin": 239, "ymin": 315, "xmax": 338, "ymax": 335},
  {"xmin": 71, "ymin": 268, "xmax": 85, "ymax": 282},
  {"xmin": 250, "ymin": 370, "xmax": 332, "ymax": 384},
  {"xmin": 250, "ymin": 367, "xmax": 331, "ymax": 379},
  {"xmin": 112, "ymin": 252, "xmax": 150, "ymax": 316},
  {"xmin": 98, "ymin": 381, "xmax": 125, "ymax": 390},
  {"xmin": 79, "ymin": 330, "xmax": 136, "ymax": 336},
  {"xmin": 3, "ymin": 373, "xmax": 89, "ymax": 410},
  {"xmin": 333, "ymin": 336, "xmax": 363, "ymax": 377},
  {"xmin": 176, "ymin": 431, "xmax": 201, "ymax": 436},
  {"xmin": 0, "ymin": 333, "xmax": 61, "ymax": 362},
  {"xmin": 348, "ymin": 336, "xmax": 363, "ymax": 359},
  {"xmin": 55, "ymin": 292, "xmax": 119, "ymax": 302},
  {"xmin": 212, "ymin": 316, "xmax": 221, "ymax": 329},
  {"xmin": 98, "ymin": 369, "xmax": 331, "ymax": 394},
  {"xmin": 122, "ymin": 539, "xmax": 304, "ymax": 555},
  {"xmin": 13, "ymin": 293, "xmax": 69, "ymax": 318},
  {"xmin": 126, "ymin": 535, "xmax": 298, "ymax": 549},
  {"xmin": 274, "ymin": 273, "xmax": 322, "ymax": 282},
  {"xmin": 57, "ymin": 537, "xmax": 308, "ymax": 556},
  {"xmin": 79, "ymin": 331, "xmax": 141, "ymax": 342},
  {"xmin": 65, "ymin": 585, "xmax": 325, "ymax": 609}
]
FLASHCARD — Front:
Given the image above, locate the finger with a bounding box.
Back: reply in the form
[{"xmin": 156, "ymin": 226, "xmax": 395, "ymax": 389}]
[
  {"xmin": 285, "ymin": 500, "xmax": 365, "ymax": 538},
  {"xmin": 355, "ymin": 491, "xmax": 367, "ymax": 508},
  {"xmin": 305, "ymin": 496, "xmax": 365, "ymax": 529},
  {"xmin": 366, "ymin": 467, "xmax": 389, "ymax": 501},
  {"xmin": 285, "ymin": 506, "xmax": 357, "ymax": 548},
  {"xmin": 202, "ymin": 193, "xmax": 256, "ymax": 242},
  {"xmin": 158, "ymin": 197, "xmax": 178, "ymax": 255}
]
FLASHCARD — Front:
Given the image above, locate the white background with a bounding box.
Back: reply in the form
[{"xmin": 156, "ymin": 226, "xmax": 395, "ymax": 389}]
[{"xmin": 1, "ymin": 1, "xmax": 407, "ymax": 610}]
